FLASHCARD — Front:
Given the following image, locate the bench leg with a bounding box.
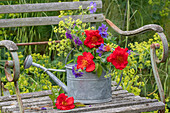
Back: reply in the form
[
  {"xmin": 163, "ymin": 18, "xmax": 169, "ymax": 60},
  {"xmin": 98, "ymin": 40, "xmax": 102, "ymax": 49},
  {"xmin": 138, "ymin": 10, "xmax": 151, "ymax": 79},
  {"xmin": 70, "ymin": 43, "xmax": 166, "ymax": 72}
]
[
  {"xmin": 14, "ymin": 81, "xmax": 24, "ymax": 113},
  {"xmin": 0, "ymin": 75, "xmax": 1, "ymax": 96}
]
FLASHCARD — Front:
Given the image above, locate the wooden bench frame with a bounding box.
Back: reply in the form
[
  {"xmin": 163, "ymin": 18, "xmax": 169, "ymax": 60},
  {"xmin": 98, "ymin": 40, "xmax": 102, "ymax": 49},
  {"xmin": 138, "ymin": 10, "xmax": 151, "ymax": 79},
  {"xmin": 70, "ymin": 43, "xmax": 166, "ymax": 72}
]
[{"xmin": 0, "ymin": 0, "xmax": 168, "ymax": 113}]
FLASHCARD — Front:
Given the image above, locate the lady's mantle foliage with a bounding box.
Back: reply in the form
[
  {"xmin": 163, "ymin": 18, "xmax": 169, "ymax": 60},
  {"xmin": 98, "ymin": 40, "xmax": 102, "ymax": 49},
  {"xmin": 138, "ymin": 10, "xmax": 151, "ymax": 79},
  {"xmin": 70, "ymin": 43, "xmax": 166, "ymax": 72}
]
[
  {"xmin": 107, "ymin": 46, "xmax": 129, "ymax": 70},
  {"xmin": 84, "ymin": 30, "xmax": 104, "ymax": 49},
  {"xmin": 77, "ymin": 52, "xmax": 95, "ymax": 72},
  {"xmin": 55, "ymin": 93, "xmax": 75, "ymax": 110}
]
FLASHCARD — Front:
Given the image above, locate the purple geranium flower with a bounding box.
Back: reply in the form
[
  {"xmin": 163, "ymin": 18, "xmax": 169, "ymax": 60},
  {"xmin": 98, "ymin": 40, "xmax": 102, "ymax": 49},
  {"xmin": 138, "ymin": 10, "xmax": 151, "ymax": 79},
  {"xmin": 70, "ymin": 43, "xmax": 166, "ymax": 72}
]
[
  {"xmin": 72, "ymin": 64, "xmax": 84, "ymax": 78},
  {"xmin": 41, "ymin": 107, "xmax": 47, "ymax": 110},
  {"xmin": 96, "ymin": 44, "xmax": 105, "ymax": 57},
  {"xmin": 65, "ymin": 29, "xmax": 73, "ymax": 40},
  {"xmin": 74, "ymin": 36, "xmax": 83, "ymax": 46},
  {"xmin": 127, "ymin": 50, "xmax": 133, "ymax": 55},
  {"xmin": 98, "ymin": 23, "xmax": 108, "ymax": 38},
  {"xmin": 89, "ymin": 2, "xmax": 97, "ymax": 14}
]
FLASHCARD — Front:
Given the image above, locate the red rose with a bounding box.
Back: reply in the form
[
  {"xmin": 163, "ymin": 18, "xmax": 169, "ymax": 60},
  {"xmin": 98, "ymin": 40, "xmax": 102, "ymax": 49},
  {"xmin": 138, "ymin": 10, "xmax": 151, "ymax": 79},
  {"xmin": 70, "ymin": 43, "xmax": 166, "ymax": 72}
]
[
  {"xmin": 55, "ymin": 93, "xmax": 75, "ymax": 110},
  {"xmin": 77, "ymin": 52, "xmax": 95, "ymax": 72},
  {"xmin": 107, "ymin": 46, "xmax": 128, "ymax": 70},
  {"xmin": 84, "ymin": 30, "xmax": 104, "ymax": 49}
]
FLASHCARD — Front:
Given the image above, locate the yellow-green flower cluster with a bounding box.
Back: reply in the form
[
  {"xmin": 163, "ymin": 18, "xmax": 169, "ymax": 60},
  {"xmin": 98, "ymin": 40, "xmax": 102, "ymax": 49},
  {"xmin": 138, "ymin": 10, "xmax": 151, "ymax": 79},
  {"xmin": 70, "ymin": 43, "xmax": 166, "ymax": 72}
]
[{"xmin": 48, "ymin": 39, "xmax": 71, "ymax": 57}]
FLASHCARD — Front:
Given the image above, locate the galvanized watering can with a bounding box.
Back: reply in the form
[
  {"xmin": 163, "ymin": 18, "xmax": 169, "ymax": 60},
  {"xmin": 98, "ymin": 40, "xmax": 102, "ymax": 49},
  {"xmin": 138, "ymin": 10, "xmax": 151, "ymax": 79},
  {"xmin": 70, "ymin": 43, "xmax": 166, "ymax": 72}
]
[{"xmin": 24, "ymin": 55, "xmax": 112, "ymax": 104}]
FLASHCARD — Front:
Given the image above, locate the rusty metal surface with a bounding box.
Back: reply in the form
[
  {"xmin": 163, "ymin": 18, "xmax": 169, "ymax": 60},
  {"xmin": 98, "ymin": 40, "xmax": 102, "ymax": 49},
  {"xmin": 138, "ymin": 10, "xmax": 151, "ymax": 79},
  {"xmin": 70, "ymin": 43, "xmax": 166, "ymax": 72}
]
[
  {"xmin": 0, "ymin": 40, "xmax": 18, "ymax": 51},
  {"xmin": 155, "ymin": 33, "xmax": 168, "ymax": 63},
  {"xmin": 16, "ymin": 40, "xmax": 60, "ymax": 46},
  {"xmin": 4, "ymin": 52, "xmax": 20, "ymax": 82},
  {"xmin": 105, "ymin": 19, "xmax": 164, "ymax": 36},
  {"xmin": 1, "ymin": 82, "xmax": 10, "ymax": 96},
  {"xmin": 0, "ymin": 40, "xmax": 24, "ymax": 113},
  {"xmin": 150, "ymin": 43, "xmax": 165, "ymax": 104}
]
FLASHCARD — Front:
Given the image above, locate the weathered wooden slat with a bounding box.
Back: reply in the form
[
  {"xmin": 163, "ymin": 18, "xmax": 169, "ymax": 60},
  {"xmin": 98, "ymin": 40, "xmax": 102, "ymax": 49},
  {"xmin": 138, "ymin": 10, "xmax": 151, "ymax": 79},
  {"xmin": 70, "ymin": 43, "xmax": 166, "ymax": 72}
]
[
  {"xmin": 58, "ymin": 100, "xmax": 160, "ymax": 113},
  {"xmin": 0, "ymin": 96, "xmax": 50, "ymax": 107},
  {"xmin": 112, "ymin": 85, "xmax": 123, "ymax": 90},
  {"xmin": 82, "ymin": 102, "xmax": 165, "ymax": 113},
  {"xmin": 11, "ymin": 100, "xmax": 160, "ymax": 113},
  {"xmin": 0, "ymin": 14, "xmax": 105, "ymax": 28},
  {"xmin": 0, "ymin": 90, "xmax": 52, "ymax": 102},
  {"xmin": 112, "ymin": 90, "xmax": 128, "ymax": 95},
  {"xmin": 3, "ymin": 97, "xmax": 158, "ymax": 113},
  {"xmin": 2, "ymin": 100, "xmax": 52, "ymax": 112},
  {"xmin": 0, "ymin": 1, "xmax": 102, "ymax": 14},
  {"xmin": 0, "ymin": 85, "xmax": 121, "ymax": 102}
]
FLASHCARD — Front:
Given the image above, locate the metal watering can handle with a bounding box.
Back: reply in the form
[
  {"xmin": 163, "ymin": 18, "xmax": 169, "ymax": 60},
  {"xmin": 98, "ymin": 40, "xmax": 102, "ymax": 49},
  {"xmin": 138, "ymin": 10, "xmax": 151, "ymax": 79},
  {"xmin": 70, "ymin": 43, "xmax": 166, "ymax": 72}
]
[{"xmin": 65, "ymin": 48, "xmax": 74, "ymax": 65}]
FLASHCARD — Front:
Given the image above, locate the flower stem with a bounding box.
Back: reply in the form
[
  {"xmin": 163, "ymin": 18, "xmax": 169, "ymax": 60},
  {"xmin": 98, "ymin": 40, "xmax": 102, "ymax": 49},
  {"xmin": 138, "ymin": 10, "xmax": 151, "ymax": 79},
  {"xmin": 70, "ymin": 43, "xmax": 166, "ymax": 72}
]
[{"xmin": 125, "ymin": 0, "xmax": 130, "ymax": 48}]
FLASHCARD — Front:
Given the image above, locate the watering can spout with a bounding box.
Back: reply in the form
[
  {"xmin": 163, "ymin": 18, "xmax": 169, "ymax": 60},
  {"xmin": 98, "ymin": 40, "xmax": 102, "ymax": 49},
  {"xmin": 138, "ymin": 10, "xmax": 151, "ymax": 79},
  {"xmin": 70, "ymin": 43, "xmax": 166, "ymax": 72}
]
[{"xmin": 24, "ymin": 55, "xmax": 68, "ymax": 93}]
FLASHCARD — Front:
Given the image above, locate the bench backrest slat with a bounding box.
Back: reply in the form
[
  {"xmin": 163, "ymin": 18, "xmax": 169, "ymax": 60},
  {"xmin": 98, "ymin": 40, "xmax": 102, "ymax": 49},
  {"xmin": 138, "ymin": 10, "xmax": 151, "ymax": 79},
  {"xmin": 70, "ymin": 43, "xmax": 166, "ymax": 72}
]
[
  {"xmin": 0, "ymin": 14, "xmax": 104, "ymax": 28},
  {"xmin": 0, "ymin": 1, "xmax": 102, "ymax": 14}
]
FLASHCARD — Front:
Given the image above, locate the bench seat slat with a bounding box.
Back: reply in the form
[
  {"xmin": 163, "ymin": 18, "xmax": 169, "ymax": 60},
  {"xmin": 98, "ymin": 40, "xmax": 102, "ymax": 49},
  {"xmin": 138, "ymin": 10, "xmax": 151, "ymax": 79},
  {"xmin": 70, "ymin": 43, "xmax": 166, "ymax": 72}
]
[
  {"xmin": 0, "ymin": 14, "xmax": 105, "ymax": 28},
  {"xmin": 0, "ymin": 1, "xmax": 102, "ymax": 14},
  {"xmin": 82, "ymin": 102, "xmax": 165, "ymax": 113}
]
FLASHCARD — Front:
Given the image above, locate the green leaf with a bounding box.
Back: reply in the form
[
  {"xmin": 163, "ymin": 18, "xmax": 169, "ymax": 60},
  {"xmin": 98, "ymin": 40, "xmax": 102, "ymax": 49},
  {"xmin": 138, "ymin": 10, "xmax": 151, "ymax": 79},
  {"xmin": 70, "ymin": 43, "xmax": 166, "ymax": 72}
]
[
  {"xmin": 59, "ymin": 87, "xmax": 65, "ymax": 94},
  {"xmin": 74, "ymin": 53, "xmax": 83, "ymax": 57},
  {"xmin": 52, "ymin": 87, "xmax": 59, "ymax": 99},
  {"xmin": 49, "ymin": 94, "xmax": 56, "ymax": 106},
  {"xmin": 95, "ymin": 63, "xmax": 99, "ymax": 72},
  {"xmin": 53, "ymin": 107, "xmax": 58, "ymax": 109},
  {"xmin": 74, "ymin": 26, "xmax": 79, "ymax": 30},
  {"xmin": 66, "ymin": 59, "xmax": 74, "ymax": 65},
  {"xmin": 74, "ymin": 102, "xmax": 86, "ymax": 108},
  {"xmin": 97, "ymin": 64, "xmax": 102, "ymax": 78}
]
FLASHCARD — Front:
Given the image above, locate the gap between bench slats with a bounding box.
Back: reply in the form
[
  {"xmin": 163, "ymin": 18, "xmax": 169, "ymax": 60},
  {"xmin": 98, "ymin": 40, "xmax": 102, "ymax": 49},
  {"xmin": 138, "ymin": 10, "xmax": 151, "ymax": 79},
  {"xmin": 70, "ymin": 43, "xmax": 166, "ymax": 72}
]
[
  {"xmin": 0, "ymin": 1, "xmax": 102, "ymax": 14},
  {"xmin": 0, "ymin": 14, "xmax": 105, "ymax": 28}
]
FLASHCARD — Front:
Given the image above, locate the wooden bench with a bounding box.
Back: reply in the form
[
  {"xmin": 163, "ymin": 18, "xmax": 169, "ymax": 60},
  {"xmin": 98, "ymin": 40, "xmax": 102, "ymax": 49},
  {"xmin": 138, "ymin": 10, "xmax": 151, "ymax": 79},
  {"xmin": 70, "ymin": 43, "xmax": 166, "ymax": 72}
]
[
  {"xmin": 0, "ymin": 0, "xmax": 168, "ymax": 113},
  {"xmin": 0, "ymin": 82, "xmax": 165, "ymax": 113}
]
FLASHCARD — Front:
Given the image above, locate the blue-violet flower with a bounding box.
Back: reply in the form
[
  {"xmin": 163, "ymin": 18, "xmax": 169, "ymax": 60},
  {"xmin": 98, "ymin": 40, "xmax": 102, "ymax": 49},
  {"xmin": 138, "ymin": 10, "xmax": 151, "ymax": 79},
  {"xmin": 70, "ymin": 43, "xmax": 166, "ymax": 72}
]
[
  {"xmin": 41, "ymin": 107, "xmax": 47, "ymax": 110},
  {"xmin": 89, "ymin": 2, "xmax": 97, "ymax": 14},
  {"xmin": 96, "ymin": 44, "xmax": 105, "ymax": 57},
  {"xmin": 72, "ymin": 64, "xmax": 84, "ymax": 78},
  {"xmin": 74, "ymin": 36, "xmax": 83, "ymax": 46},
  {"xmin": 66, "ymin": 30, "xmax": 73, "ymax": 40},
  {"xmin": 127, "ymin": 50, "xmax": 133, "ymax": 55},
  {"xmin": 98, "ymin": 23, "xmax": 108, "ymax": 38}
]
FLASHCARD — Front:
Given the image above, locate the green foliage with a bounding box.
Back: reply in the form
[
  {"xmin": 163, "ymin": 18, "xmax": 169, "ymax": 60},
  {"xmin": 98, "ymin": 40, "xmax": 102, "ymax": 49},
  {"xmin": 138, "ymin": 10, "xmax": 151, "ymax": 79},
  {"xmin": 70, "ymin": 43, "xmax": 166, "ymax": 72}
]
[{"xmin": 2, "ymin": 53, "xmax": 66, "ymax": 95}]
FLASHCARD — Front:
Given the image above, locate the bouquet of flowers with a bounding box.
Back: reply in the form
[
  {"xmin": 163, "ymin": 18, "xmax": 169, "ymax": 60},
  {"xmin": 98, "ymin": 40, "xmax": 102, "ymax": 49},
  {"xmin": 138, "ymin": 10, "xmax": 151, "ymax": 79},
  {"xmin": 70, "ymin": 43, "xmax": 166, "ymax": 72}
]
[
  {"xmin": 49, "ymin": 2, "xmax": 131, "ymax": 111},
  {"xmin": 64, "ymin": 21, "xmax": 129, "ymax": 78}
]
